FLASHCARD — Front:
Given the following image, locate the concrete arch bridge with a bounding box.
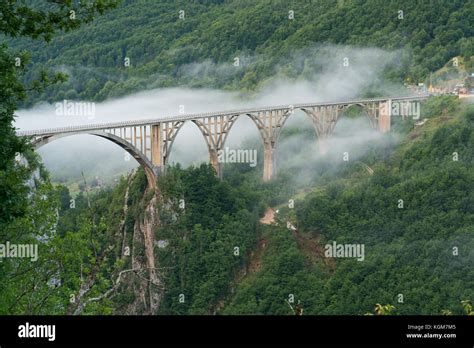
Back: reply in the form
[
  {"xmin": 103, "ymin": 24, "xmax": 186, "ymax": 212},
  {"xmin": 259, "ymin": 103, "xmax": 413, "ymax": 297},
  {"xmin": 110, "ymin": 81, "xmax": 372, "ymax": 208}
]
[{"xmin": 17, "ymin": 96, "xmax": 428, "ymax": 187}]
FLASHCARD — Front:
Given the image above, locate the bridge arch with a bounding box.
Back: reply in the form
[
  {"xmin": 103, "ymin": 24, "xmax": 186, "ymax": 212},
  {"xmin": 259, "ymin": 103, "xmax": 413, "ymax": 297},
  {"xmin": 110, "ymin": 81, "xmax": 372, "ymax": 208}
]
[
  {"xmin": 164, "ymin": 120, "xmax": 208, "ymax": 167},
  {"xmin": 269, "ymin": 109, "xmax": 311, "ymax": 145},
  {"xmin": 221, "ymin": 113, "xmax": 262, "ymax": 147},
  {"xmin": 213, "ymin": 113, "xmax": 265, "ymax": 175},
  {"xmin": 159, "ymin": 121, "xmax": 186, "ymax": 167},
  {"xmin": 32, "ymin": 131, "xmax": 157, "ymax": 188},
  {"xmin": 240, "ymin": 109, "xmax": 312, "ymax": 150},
  {"xmin": 338, "ymin": 103, "xmax": 377, "ymax": 129},
  {"xmin": 243, "ymin": 110, "xmax": 294, "ymax": 181}
]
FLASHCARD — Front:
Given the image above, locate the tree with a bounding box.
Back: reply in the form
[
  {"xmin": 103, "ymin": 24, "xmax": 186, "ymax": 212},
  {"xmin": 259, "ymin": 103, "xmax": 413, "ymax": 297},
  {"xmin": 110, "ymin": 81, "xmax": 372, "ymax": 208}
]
[
  {"xmin": 0, "ymin": 0, "xmax": 119, "ymax": 314},
  {"xmin": 0, "ymin": 0, "xmax": 119, "ymax": 227}
]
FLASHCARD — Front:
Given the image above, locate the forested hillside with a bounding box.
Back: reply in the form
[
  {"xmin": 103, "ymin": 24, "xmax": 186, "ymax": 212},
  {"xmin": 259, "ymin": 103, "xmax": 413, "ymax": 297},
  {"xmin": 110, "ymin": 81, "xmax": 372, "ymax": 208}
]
[
  {"xmin": 3, "ymin": 96, "xmax": 471, "ymax": 315},
  {"xmin": 1, "ymin": 0, "xmax": 473, "ymax": 318},
  {"xmin": 224, "ymin": 97, "xmax": 474, "ymax": 315},
  {"xmin": 9, "ymin": 0, "xmax": 474, "ymax": 106}
]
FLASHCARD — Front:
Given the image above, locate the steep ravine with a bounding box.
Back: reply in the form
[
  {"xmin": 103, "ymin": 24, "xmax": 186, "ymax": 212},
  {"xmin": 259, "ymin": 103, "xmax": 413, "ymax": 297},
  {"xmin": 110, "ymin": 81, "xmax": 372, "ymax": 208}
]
[
  {"xmin": 138, "ymin": 194, "xmax": 163, "ymax": 313},
  {"xmin": 116, "ymin": 175, "xmax": 164, "ymax": 314}
]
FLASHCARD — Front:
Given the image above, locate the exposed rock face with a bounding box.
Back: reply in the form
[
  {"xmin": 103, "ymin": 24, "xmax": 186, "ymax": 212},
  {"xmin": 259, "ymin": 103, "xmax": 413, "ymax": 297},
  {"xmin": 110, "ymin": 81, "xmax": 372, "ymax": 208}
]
[
  {"xmin": 118, "ymin": 176, "xmax": 164, "ymax": 315},
  {"xmin": 138, "ymin": 194, "xmax": 163, "ymax": 313}
]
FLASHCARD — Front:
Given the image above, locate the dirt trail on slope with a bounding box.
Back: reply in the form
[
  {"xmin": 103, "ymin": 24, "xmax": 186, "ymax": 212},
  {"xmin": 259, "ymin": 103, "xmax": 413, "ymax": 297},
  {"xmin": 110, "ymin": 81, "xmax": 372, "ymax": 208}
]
[
  {"xmin": 260, "ymin": 208, "xmax": 275, "ymax": 224},
  {"xmin": 214, "ymin": 206, "xmax": 335, "ymax": 313},
  {"xmin": 259, "ymin": 207, "xmax": 334, "ymax": 268},
  {"xmin": 261, "ymin": 206, "xmax": 335, "ymax": 270}
]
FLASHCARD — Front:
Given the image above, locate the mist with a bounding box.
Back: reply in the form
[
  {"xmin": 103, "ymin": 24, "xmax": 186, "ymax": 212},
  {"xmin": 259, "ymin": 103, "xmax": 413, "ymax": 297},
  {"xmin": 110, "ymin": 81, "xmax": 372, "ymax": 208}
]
[
  {"xmin": 14, "ymin": 44, "xmax": 412, "ymax": 186},
  {"xmin": 272, "ymin": 112, "xmax": 398, "ymax": 189}
]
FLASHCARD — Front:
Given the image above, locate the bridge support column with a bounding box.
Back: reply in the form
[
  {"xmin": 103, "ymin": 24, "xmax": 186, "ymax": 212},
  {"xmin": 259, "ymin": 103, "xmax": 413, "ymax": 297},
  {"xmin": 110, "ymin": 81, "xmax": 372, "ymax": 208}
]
[
  {"xmin": 193, "ymin": 115, "xmax": 238, "ymax": 180},
  {"xmin": 263, "ymin": 142, "xmax": 275, "ymax": 182},
  {"xmin": 317, "ymin": 135, "xmax": 329, "ymax": 155},
  {"xmin": 249, "ymin": 109, "xmax": 292, "ymax": 182},
  {"xmin": 302, "ymin": 106, "xmax": 340, "ymax": 155},
  {"xmin": 151, "ymin": 124, "xmax": 163, "ymax": 168},
  {"xmin": 378, "ymin": 100, "xmax": 391, "ymax": 133},
  {"xmin": 209, "ymin": 148, "xmax": 223, "ymax": 179}
]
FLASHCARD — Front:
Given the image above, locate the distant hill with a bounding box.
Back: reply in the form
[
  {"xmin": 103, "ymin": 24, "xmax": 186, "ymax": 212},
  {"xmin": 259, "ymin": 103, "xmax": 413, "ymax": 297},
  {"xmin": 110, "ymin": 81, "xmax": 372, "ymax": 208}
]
[{"xmin": 8, "ymin": 0, "xmax": 474, "ymax": 106}]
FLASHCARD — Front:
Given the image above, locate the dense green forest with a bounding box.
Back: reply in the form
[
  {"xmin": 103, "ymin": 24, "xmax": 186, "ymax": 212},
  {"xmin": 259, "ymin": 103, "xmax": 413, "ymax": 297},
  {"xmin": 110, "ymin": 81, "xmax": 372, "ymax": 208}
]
[
  {"xmin": 157, "ymin": 97, "xmax": 473, "ymax": 315},
  {"xmin": 3, "ymin": 96, "xmax": 471, "ymax": 314},
  {"xmin": 224, "ymin": 98, "xmax": 474, "ymax": 315},
  {"xmin": 1, "ymin": 1, "xmax": 473, "ymax": 316},
  {"xmin": 8, "ymin": 0, "xmax": 474, "ymax": 106}
]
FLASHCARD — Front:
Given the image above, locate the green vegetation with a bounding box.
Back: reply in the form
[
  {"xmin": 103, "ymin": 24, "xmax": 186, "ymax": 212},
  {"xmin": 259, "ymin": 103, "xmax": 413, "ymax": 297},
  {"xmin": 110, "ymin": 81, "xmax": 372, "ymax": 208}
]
[
  {"xmin": 0, "ymin": 0, "xmax": 120, "ymax": 314},
  {"xmin": 222, "ymin": 99, "xmax": 474, "ymax": 315},
  {"xmin": 1, "ymin": 1, "xmax": 472, "ymax": 315},
  {"xmin": 1, "ymin": 96, "xmax": 472, "ymax": 315},
  {"xmin": 7, "ymin": 0, "xmax": 473, "ymax": 106},
  {"xmin": 154, "ymin": 165, "xmax": 263, "ymax": 314}
]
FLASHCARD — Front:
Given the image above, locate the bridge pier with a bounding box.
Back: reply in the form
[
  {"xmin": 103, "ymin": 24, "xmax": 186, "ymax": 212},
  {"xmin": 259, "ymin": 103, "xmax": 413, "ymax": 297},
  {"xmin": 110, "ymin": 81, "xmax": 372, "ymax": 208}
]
[
  {"xmin": 263, "ymin": 142, "xmax": 275, "ymax": 182},
  {"xmin": 193, "ymin": 115, "xmax": 238, "ymax": 180},
  {"xmin": 209, "ymin": 148, "xmax": 223, "ymax": 178},
  {"xmin": 151, "ymin": 124, "xmax": 163, "ymax": 167},
  {"xmin": 303, "ymin": 106, "xmax": 340, "ymax": 155},
  {"xmin": 378, "ymin": 100, "xmax": 391, "ymax": 133},
  {"xmin": 317, "ymin": 135, "xmax": 329, "ymax": 155},
  {"xmin": 249, "ymin": 109, "xmax": 292, "ymax": 182}
]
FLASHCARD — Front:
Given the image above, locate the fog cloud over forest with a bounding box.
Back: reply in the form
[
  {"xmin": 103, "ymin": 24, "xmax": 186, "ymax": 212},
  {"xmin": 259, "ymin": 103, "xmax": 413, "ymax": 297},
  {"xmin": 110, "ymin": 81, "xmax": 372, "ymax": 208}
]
[{"xmin": 14, "ymin": 45, "xmax": 411, "ymax": 184}]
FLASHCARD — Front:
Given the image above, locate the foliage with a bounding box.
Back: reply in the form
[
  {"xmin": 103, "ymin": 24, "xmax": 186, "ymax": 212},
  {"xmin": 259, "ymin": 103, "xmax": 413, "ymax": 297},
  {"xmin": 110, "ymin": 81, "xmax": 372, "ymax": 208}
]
[
  {"xmin": 0, "ymin": 0, "xmax": 118, "ymax": 314},
  {"xmin": 1, "ymin": 0, "xmax": 473, "ymax": 315},
  {"xmin": 154, "ymin": 164, "xmax": 262, "ymax": 314},
  {"xmin": 6, "ymin": 0, "xmax": 473, "ymax": 106},
  {"xmin": 223, "ymin": 101, "xmax": 474, "ymax": 315}
]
